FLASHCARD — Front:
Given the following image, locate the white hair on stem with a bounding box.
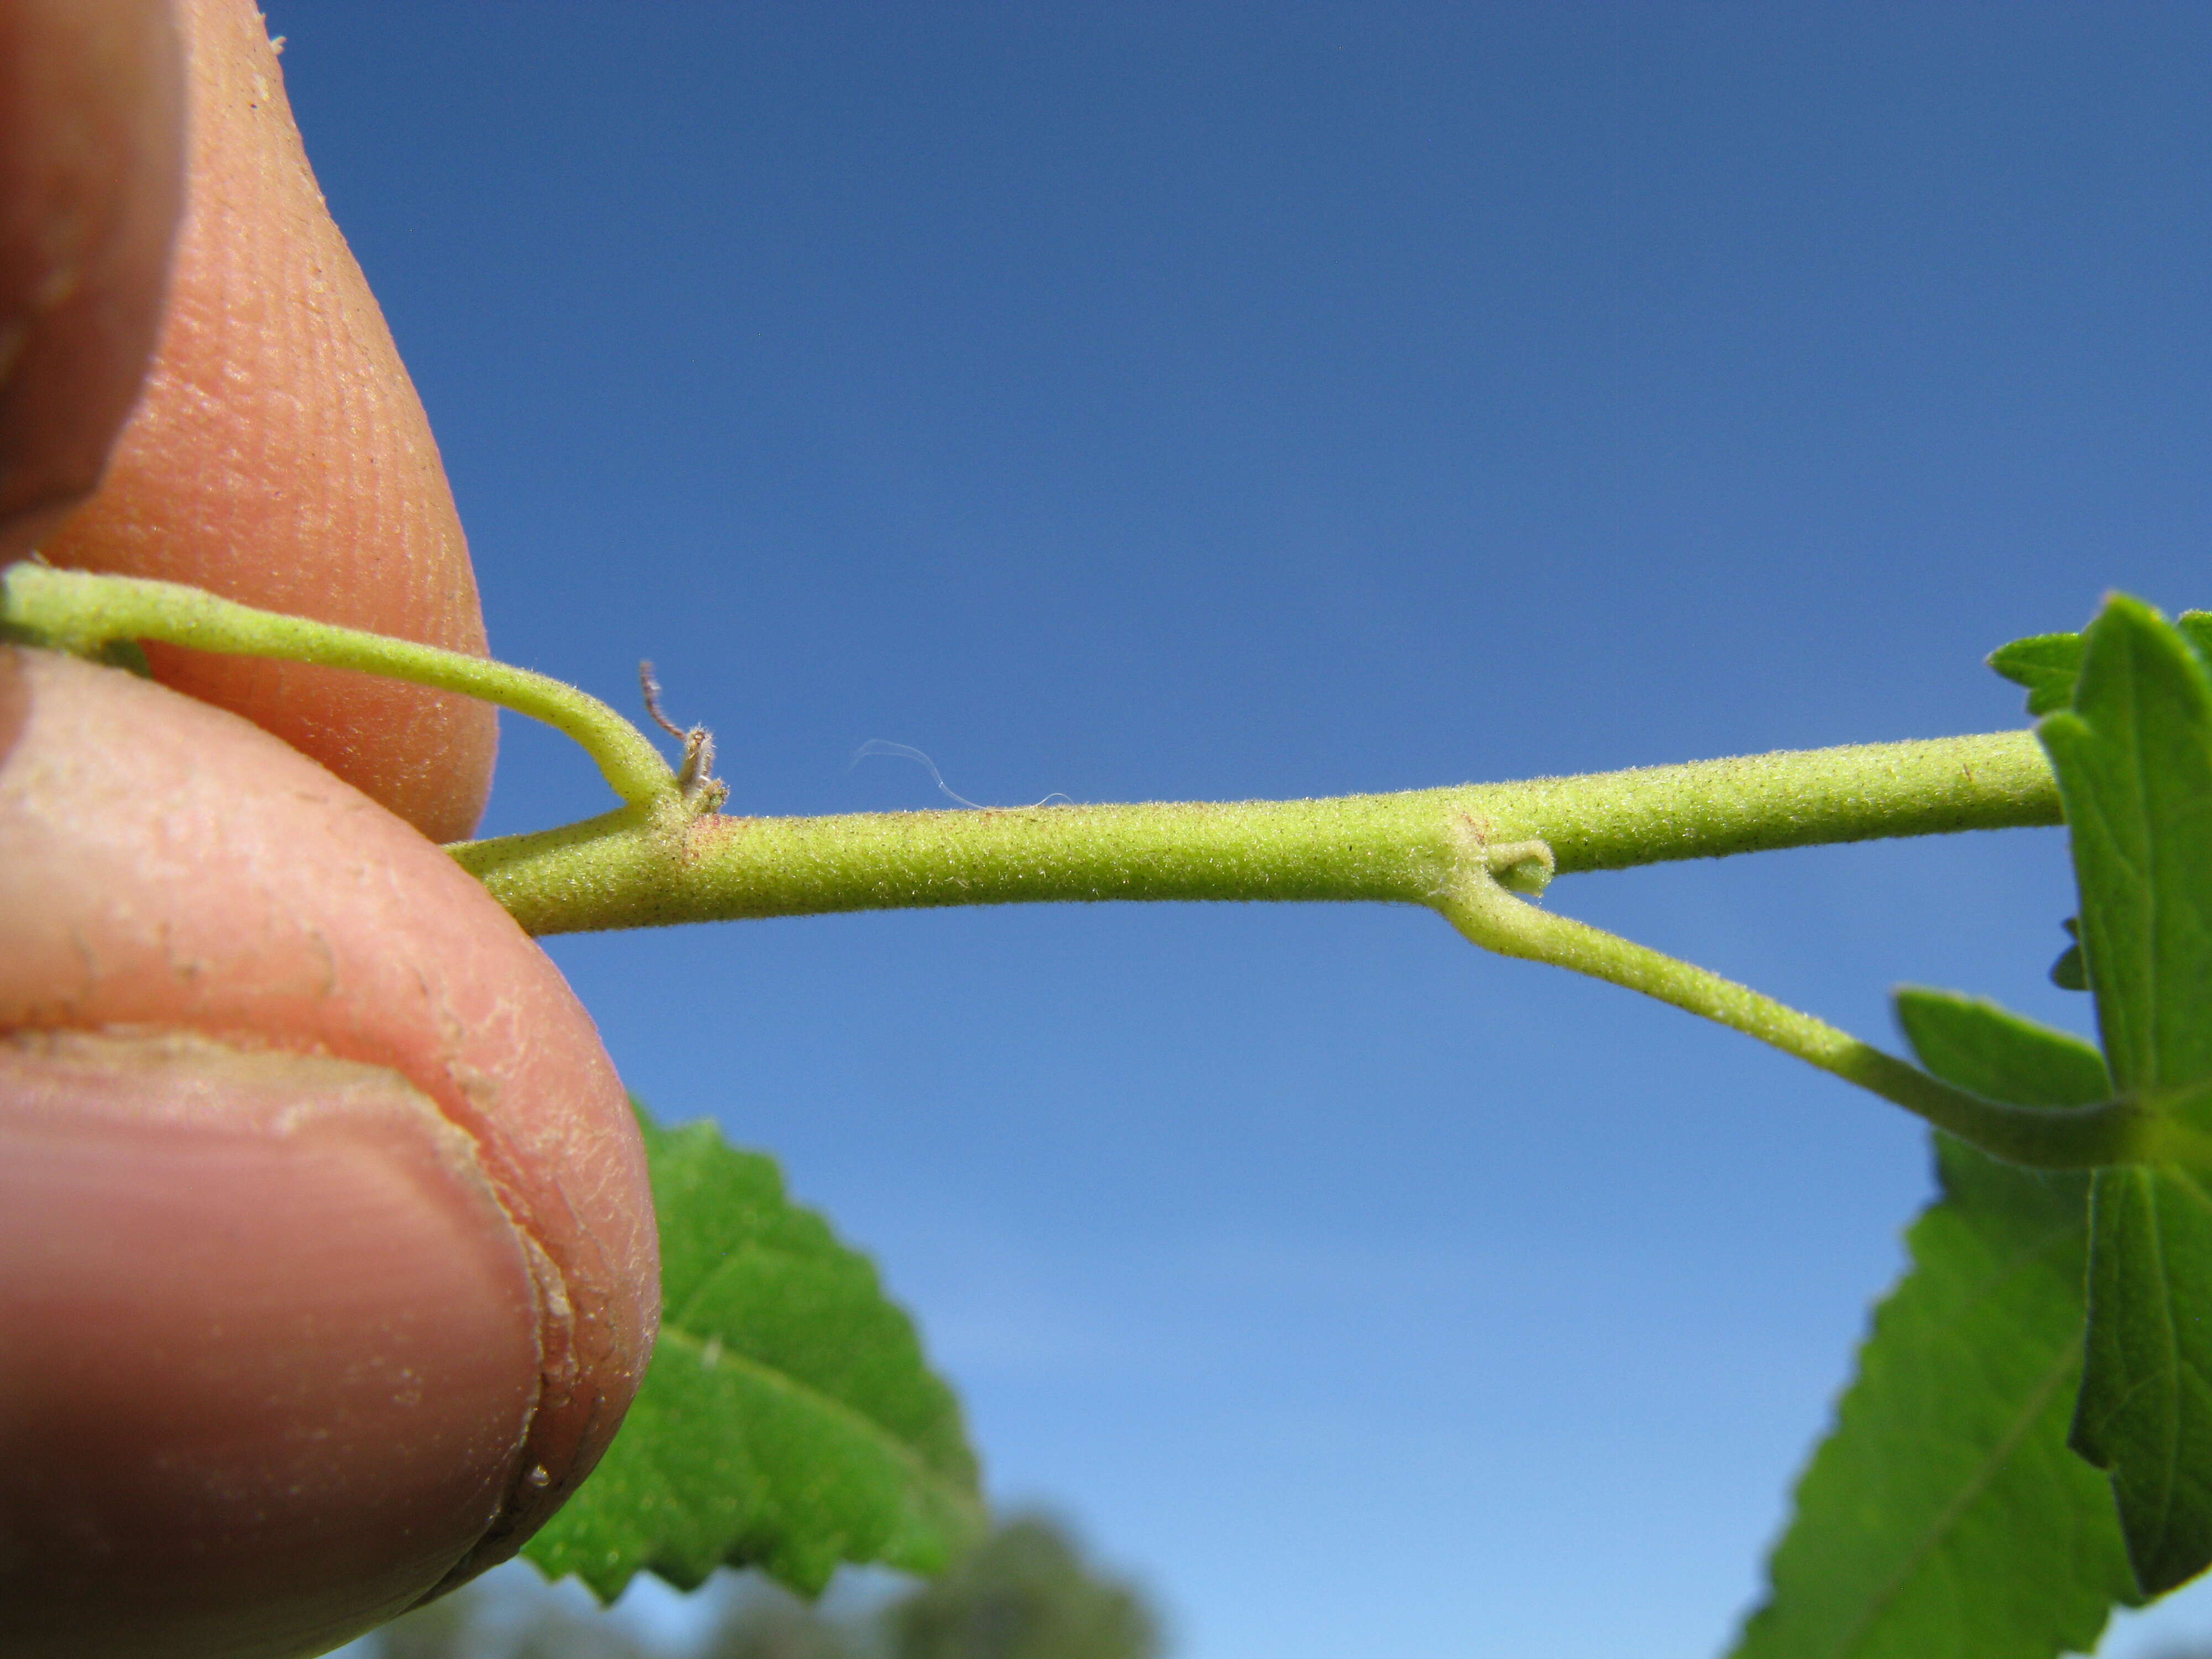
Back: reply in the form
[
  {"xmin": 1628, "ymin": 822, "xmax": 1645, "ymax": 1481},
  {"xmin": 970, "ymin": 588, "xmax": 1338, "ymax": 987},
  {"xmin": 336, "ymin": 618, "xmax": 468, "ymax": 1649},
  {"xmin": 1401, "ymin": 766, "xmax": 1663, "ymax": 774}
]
[{"xmin": 849, "ymin": 740, "xmax": 1072, "ymax": 811}]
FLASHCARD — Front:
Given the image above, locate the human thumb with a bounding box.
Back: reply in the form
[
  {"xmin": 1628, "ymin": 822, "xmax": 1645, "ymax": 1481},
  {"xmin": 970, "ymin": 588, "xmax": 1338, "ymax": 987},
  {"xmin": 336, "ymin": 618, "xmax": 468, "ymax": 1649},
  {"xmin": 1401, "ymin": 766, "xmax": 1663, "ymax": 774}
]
[{"xmin": 0, "ymin": 649, "xmax": 658, "ymax": 1659}]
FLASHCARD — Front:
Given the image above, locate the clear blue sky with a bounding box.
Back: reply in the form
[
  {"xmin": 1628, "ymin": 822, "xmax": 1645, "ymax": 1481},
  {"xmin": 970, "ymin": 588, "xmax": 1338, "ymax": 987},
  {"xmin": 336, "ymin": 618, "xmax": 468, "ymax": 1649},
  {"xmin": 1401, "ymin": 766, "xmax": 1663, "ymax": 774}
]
[{"xmin": 286, "ymin": 5, "xmax": 2212, "ymax": 1655}]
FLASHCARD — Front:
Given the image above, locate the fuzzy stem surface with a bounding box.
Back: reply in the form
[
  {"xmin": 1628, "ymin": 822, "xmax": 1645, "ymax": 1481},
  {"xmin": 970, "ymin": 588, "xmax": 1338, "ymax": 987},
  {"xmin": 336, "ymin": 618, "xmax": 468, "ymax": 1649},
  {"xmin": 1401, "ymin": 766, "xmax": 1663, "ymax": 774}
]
[
  {"xmin": 1437, "ymin": 834, "xmax": 2173, "ymax": 1170},
  {"xmin": 14, "ymin": 563, "xmax": 2158, "ymax": 1170},
  {"xmin": 0, "ymin": 563, "xmax": 680, "ymax": 807},
  {"xmin": 450, "ymin": 731, "xmax": 2058, "ymax": 934}
]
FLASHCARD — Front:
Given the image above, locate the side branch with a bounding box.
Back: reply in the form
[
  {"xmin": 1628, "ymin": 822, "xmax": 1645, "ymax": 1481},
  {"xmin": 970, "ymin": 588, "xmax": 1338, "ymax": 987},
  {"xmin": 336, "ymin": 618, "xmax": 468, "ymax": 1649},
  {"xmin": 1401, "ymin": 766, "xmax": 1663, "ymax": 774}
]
[
  {"xmin": 1438, "ymin": 831, "xmax": 2188, "ymax": 1171},
  {"xmin": 0, "ymin": 563, "xmax": 684, "ymax": 809}
]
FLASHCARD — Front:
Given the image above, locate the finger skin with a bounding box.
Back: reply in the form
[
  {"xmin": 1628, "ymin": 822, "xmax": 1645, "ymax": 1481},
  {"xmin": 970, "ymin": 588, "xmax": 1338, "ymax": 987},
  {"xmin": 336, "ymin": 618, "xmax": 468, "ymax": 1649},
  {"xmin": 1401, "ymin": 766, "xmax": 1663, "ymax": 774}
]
[
  {"xmin": 1, "ymin": 1032, "xmax": 544, "ymax": 1658},
  {"xmin": 0, "ymin": 648, "xmax": 660, "ymax": 1657},
  {"xmin": 40, "ymin": 0, "xmax": 499, "ymax": 843},
  {"xmin": 0, "ymin": 0, "xmax": 181, "ymax": 558}
]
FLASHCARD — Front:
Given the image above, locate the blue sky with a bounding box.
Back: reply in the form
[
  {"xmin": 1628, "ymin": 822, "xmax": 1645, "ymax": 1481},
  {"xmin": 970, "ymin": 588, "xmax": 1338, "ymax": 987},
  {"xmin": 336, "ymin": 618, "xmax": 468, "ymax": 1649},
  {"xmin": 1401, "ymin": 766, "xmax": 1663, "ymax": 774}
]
[{"xmin": 288, "ymin": 5, "xmax": 2212, "ymax": 1655}]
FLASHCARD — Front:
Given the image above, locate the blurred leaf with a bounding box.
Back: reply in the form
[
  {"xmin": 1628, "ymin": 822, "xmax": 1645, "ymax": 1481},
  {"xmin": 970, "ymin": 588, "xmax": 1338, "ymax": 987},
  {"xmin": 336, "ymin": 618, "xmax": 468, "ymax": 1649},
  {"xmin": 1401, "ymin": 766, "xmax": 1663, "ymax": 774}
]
[
  {"xmin": 2050, "ymin": 919, "xmax": 2088, "ymax": 992},
  {"xmin": 525, "ymin": 1109, "xmax": 986, "ymax": 1604},
  {"xmin": 1989, "ymin": 609, "xmax": 2212, "ymax": 717},
  {"xmin": 2041, "ymin": 596, "xmax": 2212, "ymax": 1595},
  {"xmin": 1726, "ymin": 989, "xmax": 2136, "ymax": 1659}
]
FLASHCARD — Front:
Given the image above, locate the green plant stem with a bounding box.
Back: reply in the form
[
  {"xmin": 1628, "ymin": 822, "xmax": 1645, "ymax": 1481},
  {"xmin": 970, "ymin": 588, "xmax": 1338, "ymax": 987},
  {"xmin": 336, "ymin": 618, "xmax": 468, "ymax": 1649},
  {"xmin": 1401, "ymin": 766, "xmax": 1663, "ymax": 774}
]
[
  {"xmin": 18, "ymin": 562, "xmax": 2153, "ymax": 1170},
  {"xmin": 1438, "ymin": 834, "xmax": 2181, "ymax": 1171},
  {"xmin": 450, "ymin": 730, "xmax": 2058, "ymax": 932},
  {"xmin": 1, "ymin": 564, "xmax": 2058, "ymax": 924},
  {"xmin": 0, "ymin": 562, "xmax": 681, "ymax": 808}
]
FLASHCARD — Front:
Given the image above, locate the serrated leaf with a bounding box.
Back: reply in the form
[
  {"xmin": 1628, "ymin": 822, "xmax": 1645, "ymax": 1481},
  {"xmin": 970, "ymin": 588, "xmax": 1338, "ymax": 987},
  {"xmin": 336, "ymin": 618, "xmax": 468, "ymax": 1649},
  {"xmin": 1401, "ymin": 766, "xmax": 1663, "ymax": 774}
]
[
  {"xmin": 1990, "ymin": 610, "xmax": 2212, "ymax": 717},
  {"xmin": 524, "ymin": 1108, "xmax": 986, "ymax": 1603},
  {"xmin": 1990, "ymin": 633, "xmax": 2089, "ymax": 717},
  {"xmin": 2039, "ymin": 595, "xmax": 2212, "ymax": 1595},
  {"xmin": 2070, "ymin": 1168, "xmax": 2212, "ymax": 1597},
  {"xmin": 2041, "ymin": 598, "xmax": 2212, "ymax": 1093},
  {"xmin": 1728, "ymin": 990, "xmax": 2134, "ymax": 1659}
]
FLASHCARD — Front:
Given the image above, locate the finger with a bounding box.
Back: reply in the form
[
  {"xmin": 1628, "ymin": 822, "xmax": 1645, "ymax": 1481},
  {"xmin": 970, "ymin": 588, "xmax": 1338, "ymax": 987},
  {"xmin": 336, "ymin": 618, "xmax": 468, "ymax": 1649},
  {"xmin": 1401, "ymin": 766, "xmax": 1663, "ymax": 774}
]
[
  {"xmin": 3, "ymin": 1034, "xmax": 545, "ymax": 1658},
  {"xmin": 0, "ymin": 646, "xmax": 659, "ymax": 1658},
  {"xmin": 40, "ymin": 0, "xmax": 499, "ymax": 844},
  {"xmin": 0, "ymin": 0, "xmax": 182, "ymax": 557}
]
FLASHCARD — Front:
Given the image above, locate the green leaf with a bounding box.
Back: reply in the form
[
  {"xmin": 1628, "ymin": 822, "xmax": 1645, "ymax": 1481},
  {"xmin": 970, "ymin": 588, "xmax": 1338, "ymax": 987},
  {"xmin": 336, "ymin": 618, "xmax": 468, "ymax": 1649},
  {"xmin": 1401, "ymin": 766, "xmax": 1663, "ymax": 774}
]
[
  {"xmin": 1990, "ymin": 609, "xmax": 2212, "ymax": 717},
  {"xmin": 2041, "ymin": 595, "xmax": 2212, "ymax": 1595},
  {"xmin": 524, "ymin": 1108, "xmax": 987, "ymax": 1603},
  {"xmin": 2071, "ymin": 1168, "xmax": 2212, "ymax": 1597},
  {"xmin": 1728, "ymin": 989, "xmax": 2133, "ymax": 1659},
  {"xmin": 1990, "ymin": 633, "xmax": 2089, "ymax": 717},
  {"xmin": 2040, "ymin": 597, "xmax": 2212, "ymax": 1092}
]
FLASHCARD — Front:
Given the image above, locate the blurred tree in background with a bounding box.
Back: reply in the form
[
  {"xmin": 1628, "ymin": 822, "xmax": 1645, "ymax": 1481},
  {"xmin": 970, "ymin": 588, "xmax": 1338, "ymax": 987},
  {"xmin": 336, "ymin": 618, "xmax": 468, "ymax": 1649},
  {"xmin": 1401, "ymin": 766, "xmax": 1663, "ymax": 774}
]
[
  {"xmin": 363, "ymin": 1516, "xmax": 1160, "ymax": 1659},
  {"xmin": 882, "ymin": 1517, "xmax": 1159, "ymax": 1659},
  {"xmin": 377, "ymin": 1575, "xmax": 653, "ymax": 1659},
  {"xmin": 699, "ymin": 1586, "xmax": 859, "ymax": 1659}
]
